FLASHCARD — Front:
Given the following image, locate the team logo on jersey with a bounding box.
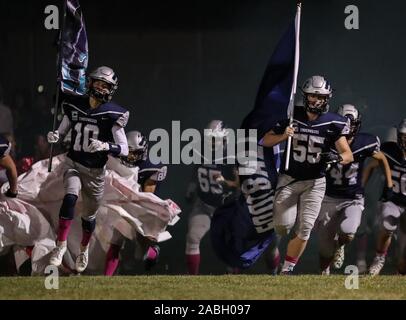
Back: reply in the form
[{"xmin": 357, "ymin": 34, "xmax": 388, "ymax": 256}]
[{"xmin": 72, "ymin": 111, "xmax": 78, "ymax": 121}]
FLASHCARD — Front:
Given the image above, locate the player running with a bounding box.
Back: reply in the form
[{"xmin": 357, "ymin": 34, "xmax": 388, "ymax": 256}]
[
  {"xmin": 366, "ymin": 119, "xmax": 406, "ymax": 276},
  {"xmin": 47, "ymin": 66, "xmax": 129, "ymax": 273},
  {"xmin": 317, "ymin": 104, "xmax": 392, "ymax": 274},
  {"xmin": 104, "ymin": 130, "xmax": 168, "ymax": 275},
  {"xmin": 261, "ymin": 75, "xmax": 353, "ymax": 274},
  {"xmin": 185, "ymin": 120, "xmax": 239, "ymax": 275}
]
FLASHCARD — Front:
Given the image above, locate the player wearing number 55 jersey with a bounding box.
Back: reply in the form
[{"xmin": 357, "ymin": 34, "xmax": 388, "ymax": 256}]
[
  {"xmin": 317, "ymin": 105, "xmax": 392, "ymax": 275},
  {"xmin": 184, "ymin": 120, "xmax": 239, "ymax": 275},
  {"xmin": 365, "ymin": 119, "xmax": 406, "ymax": 276},
  {"xmin": 47, "ymin": 66, "xmax": 129, "ymax": 273},
  {"xmin": 261, "ymin": 75, "xmax": 353, "ymax": 274}
]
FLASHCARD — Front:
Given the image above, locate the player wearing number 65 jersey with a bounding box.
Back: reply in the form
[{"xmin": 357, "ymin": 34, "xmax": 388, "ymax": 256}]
[
  {"xmin": 261, "ymin": 76, "xmax": 353, "ymax": 274},
  {"xmin": 365, "ymin": 119, "xmax": 406, "ymax": 276},
  {"xmin": 317, "ymin": 105, "xmax": 392, "ymax": 275},
  {"xmin": 184, "ymin": 120, "xmax": 239, "ymax": 275},
  {"xmin": 47, "ymin": 66, "xmax": 129, "ymax": 273}
]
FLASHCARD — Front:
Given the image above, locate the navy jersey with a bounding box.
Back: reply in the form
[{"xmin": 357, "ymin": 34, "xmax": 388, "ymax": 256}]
[
  {"xmin": 136, "ymin": 157, "xmax": 167, "ymax": 192},
  {"xmin": 62, "ymin": 94, "xmax": 129, "ymax": 168},
  {"xmin": 194, "ymin": 150, "xmax": 238, "ymax": 207},
  {"xmin": 273, "ymin": 106, "xmax": 350, "ymax": 180},
  {"xmin": 0, "ymin": 135, "xmax": 10, "ymax": 158},
  {"xmin": 381, "ymin": 141, "xmax": 406, "ymax": 206},
  {"xmin": 326, "ymin": 133, "xmax": 380, "ymax": 199}
]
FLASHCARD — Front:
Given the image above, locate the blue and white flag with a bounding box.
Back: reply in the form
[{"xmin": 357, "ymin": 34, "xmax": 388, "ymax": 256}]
[
  {"xmin": 211, "ymin": 4, "xmax": 301, "ymax": 269},
  {"xmin": 59, "ymin": 0, "xmax": 88, "ymax": 95}
]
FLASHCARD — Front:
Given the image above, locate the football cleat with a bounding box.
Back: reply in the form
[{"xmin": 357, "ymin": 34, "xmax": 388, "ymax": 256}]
[
  {"xmin": 49, "ymin": 245, "xmax": 67, "ymax": 267},
  {"xmin": 369, "ymin": 256, "xmax": 386, "ymax": 276},
  {"xmin": 75, "ymin": 248, "xmax": 89, "ymax": 273},
  {"xmin": 333, "ymin": 245, "xmax": 345, "ymax": 269}
]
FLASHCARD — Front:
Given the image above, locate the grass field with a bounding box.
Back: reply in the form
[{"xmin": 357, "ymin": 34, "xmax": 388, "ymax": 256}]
[{"xmin": 0, "ymin": 275, "xmax": 406, "ymax": 299}]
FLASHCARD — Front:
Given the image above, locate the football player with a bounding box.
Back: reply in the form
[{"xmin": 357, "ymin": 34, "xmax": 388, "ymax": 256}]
[
  {"xmin": 104, "ymin": 130, "xmax": 167, "ymax": 275},
  {"xmin": 0, "ymin": 134, "xmax": 18, "ymax": 198},
  {"xmin": 317, "ymin": 104, "xmax": 392, "ymax": 274},
  {"xmin": 261, "ymin": 75, "xmax": 353, "ymax": 274},
  {"xmin": 185, "ymin": 120, "xmax": 239, "ymax": 275},
  {"xmin": 365, "ymin": 119, "xmax": 406, "ymax": 276},
  {"xmin": 47, "ymin": 66, "xmax": 129, "ymax": 273}
]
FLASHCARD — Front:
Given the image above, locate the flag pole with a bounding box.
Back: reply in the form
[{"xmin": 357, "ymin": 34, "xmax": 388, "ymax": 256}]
[
  {"xmin": 284, "ymin": 1, "xmax": 302, "ymax": 171},
  {"xmin": 48, "ymin": 0, "xmax": 67, "ymax": 172}
]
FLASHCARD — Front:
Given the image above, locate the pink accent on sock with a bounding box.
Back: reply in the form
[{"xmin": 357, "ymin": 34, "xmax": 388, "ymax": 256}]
[
  {"xmin": 146, "ymin": 247, "xmax": 158, "ymax": 260},
  {"xmin": 186, "ymin": 254, "xmax": 200, "ymax": 275},
  {"xmin": 57, "ymin": 219, "xmax": 73, "ymax": 242},
  {"xmin": 104, "ymin": 244, "xmax": 121, "ymax": 276},
  {"xmin": 377, "ymin": 250, "xmax": 387, "ymax": 257},
  {"xmin": 285, "ymin": 255, "xmax": 299, "ymax": 264},
  {"xmin": 81, "ymin": 230, "xmax": 93, "ymax": 247}
]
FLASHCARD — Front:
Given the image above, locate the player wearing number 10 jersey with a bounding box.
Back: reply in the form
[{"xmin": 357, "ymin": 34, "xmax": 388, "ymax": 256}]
[
  {"xmin": 317, "ymin": 104, "xmax": 392, "ymax": 275},
  {"xmin": 261, "ymin": 75, "xmax": 353, "ymax": 274},
  {"xmin": 47, "ymin": 66, "xmax": 129, "ymax": 273}
]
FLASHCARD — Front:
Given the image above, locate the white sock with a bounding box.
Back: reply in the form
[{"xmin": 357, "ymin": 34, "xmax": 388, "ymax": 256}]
[
  {"xmin": 57, "ymin": 240, "xmax": 67, "ymax": 248},
  {"xmin": 282, "ymin": 260, "xmax": 296, "ymax": 272}
]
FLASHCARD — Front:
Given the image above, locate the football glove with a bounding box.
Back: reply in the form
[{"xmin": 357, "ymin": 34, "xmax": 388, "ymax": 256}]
[
  {"xmin": 320, "ymin": 152, "xmax": 343, "ymax": 165},
  {"xmin": 381, "ymin": 186, "xmax": 394, "ymax": 202},
  {"xmin": 5, "ymin": 189, "xmax": 18, "ymax": 198},
  {"xmin": 47, "ymin": 130, "xmax": 60, "ymax": 144},
  {"xmin": 88, "ymin": 138, "xmax": 110, "ymax": 153}
]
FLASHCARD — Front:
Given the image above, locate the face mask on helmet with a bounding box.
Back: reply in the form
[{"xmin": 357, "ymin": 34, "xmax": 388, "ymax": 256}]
[
  {"xmin": 301, "ymin": 76, "xmax": 332, "ymax": 115},
  {"xmin": 88, "ymin": 80, "xmax": 113, "ymax": 103},
  {"xmin": 87, "ymin": 66, "xmax": 119, "ymax": 103},
  {"xmin": 120, "ymin": 146, "xmax": 147, "ymax": 167},
  {"xmin": 120, "ymin": 131, "xmax": 148, "ymax": 167},
  {"xmin": 345, "ymin": 114, "xmax": 361, "ymax": 138},
  {"xmin": 303, "ymin": 93, "xmax": 330, "ymax": 115}
]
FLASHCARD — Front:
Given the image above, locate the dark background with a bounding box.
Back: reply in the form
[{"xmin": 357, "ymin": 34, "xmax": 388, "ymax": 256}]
[{"xmin": 0, "ymin": 0, "xmax": 404, "ymax": 275}]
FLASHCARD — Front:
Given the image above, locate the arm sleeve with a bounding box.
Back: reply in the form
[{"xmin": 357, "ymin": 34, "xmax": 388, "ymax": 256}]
[
  {"xmin": 116, "ymin": 111, "xmax": 129, "ymax": 128},
  {"xmin": 110, "ymin": 125, "xmax": 129, "ymax": 157},
  {"xmin": 57, "ymin": 115, "xmax": 72, "ymax": 137}
]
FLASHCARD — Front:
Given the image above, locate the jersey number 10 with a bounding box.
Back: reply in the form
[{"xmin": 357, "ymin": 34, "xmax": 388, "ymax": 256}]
[{"xmin": 73, "ymin": 123, "xmax": 100, "ymax": 152}]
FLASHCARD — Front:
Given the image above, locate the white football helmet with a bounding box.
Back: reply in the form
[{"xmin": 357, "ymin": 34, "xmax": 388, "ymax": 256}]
[
  {"xmin": 337, "ymin": 104, "xmax": 361, "ymax": 138},
  {"xmin": 87, "ymin": 66, "xmax": 118, "ymax": 102},
  {"xmin": 301, "ymin": 75, "xmax": 333, "ymax": 114},
  {"xmin": 121, "ymin": 130, "xmax": 148, "ymax": 167}
]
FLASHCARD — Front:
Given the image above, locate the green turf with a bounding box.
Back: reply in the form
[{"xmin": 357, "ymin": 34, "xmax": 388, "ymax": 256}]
[{"xmin": 0, "ymin": 275, "xmax": 406, "ymax": 300}]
